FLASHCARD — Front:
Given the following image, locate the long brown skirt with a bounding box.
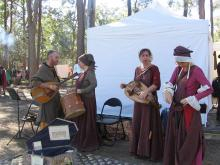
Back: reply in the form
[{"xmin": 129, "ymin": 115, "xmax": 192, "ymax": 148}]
[
  {"xmin": 72, "ymin": 96, "xmax": 100, "ymax": 151},
  {"xmin": 130, "ymin": 102, "xmax": 163, "ymax": 161},
  {"xmin": 163, "ymin": 104, "xmax": 205, "ymax": 165}
]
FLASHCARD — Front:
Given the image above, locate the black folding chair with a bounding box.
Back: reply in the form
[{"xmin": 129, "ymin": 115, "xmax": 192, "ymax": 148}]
[
  {"xmin": 6, "ymin": 87, "xmax": 39, "ymax": 145},
  {"xmin": 96, "ymin": 98, "xmax": 126, "ymax": 146}
]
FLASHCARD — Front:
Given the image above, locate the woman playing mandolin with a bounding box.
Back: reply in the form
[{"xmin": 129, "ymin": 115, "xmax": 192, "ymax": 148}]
[{"xmin": 121, "ymin": 48, "xmax": 163, "ymax": 161}]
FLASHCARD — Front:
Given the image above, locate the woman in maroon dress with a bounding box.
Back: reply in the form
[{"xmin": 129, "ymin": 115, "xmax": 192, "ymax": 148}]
[
  {"xmin": 122, "ymin": 48, "xmax": 163, "ymax": 161},
  {"xmin": 163, "ymin": 46, "xmax": 213, "ymax": 165},
  {"xmin": 73, "ymin": 53, "xmax": 101, "ymax": 151}
]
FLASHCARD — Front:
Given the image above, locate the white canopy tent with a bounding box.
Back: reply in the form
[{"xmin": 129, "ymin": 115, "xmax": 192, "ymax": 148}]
[{"xmin": 87, "ymin": 2, "xmax": 212, "ymax": 124}]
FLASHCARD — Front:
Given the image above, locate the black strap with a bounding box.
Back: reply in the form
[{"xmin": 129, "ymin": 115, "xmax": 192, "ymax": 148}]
[{"xmin": 136, "ymin": 65, "xmax": 153, "ymax": 79}]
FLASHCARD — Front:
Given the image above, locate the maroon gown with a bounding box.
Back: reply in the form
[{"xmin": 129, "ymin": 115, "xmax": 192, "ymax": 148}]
[
  {"xmin": 130, "ymin": 65, "xmax": 164, "ymax": 161},
  {"xmin": 72, "ymin": 69, "xmax": 101, "ymax": 151},
  {"xmin": 163, "ymin": 66, "xmax": 213, "ymax": 165}
]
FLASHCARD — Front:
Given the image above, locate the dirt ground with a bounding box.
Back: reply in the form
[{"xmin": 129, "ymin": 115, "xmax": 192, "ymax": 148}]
[{"xmin": 0, "ymin": 91, "xmax": 220, "ymax": 164}]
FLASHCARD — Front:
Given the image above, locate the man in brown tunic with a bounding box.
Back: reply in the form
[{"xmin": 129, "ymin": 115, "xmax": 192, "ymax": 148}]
[{"xmin": 31, "ymin": 50, "xmax": 63, "ymax": 127}]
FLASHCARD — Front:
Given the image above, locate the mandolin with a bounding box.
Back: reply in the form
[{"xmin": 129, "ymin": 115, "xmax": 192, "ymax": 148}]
[
  {"xmin": 121, "ymin": 81, "xmax": 155, "ymax": 104},
  {"xmin": 31, "ymin": 72, "xmax": 78, "ymax": 104}
]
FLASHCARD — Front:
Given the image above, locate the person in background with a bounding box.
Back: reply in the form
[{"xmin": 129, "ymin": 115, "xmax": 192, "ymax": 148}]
[
  {"xmin": 12, "ymin": 68, "xmax": 17, "ymax": 84},
  {"xmin": 25, "ymin": 69, "xmax": 29, "ymax": 80},
  {"xmin": 212, "ymin": 62, "xmax": 220, "ymax": 121},
  {"xmin": 6, "ymin": 69, "xmax": 12, "ymax": 85},
  {"xmin": 0, "ymin": 65, "xmax": 7, "ymax": 95},
  {"xmin": 21, "ymin": 70, "xmax": 26, "ymax": 80},
  {"xmin": 15, "ymin": 71, "xmax": 22, "ymax": 85}
]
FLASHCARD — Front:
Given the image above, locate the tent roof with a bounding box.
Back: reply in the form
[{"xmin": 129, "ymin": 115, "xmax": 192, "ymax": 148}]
[
  {"xmin": 88, "ymin": 2, "xmax": 209, "ymax": 36},
  {"xmin": 86, "ymin": 1, "xmax": 212, "ymax": 119}
]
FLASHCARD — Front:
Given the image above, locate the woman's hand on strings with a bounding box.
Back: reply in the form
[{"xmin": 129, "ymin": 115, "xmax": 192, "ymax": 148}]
[{"xmin": 139, "ymin": 90, "xmax": 149, "ymax": 99}]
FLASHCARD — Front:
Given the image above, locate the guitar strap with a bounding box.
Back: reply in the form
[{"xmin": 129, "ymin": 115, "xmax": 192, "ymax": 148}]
[{"xmin": 136, "ymin": 65, "xmax": 153, "ymax": 79}]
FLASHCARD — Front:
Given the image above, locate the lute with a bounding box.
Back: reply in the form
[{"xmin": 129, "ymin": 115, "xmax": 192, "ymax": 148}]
[
  {"xmin": 121, "ymin": 81, "xmax": 154, "ymax": 104},
  {"xmin": 31, "ymin": 72, "xmax": 78, "ymax": 104}
]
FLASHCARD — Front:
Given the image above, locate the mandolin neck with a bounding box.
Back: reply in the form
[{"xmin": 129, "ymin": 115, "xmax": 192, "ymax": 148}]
[{"xmin": 57, "ymin": 72, "xmax": 78, "ymax": 86}]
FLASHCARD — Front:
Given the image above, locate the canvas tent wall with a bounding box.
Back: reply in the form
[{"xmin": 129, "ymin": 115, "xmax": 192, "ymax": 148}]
[{"xmin": 87, "ymin": 3, "xmax": 212, "ymax": 122}]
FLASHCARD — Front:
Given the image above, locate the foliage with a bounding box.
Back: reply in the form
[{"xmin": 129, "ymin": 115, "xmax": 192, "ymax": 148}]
[
  {"xmin": 133, "ymin": 0, "xmax": 153, "ymax": 12},
  {"xmin": 0, "ymin": 0, "xmax": 219, "ymax": 70},
  {"xmin": 41, "ymin": 7, "xmax": 77, "ymax": 63},
  {"xmin": 214, "ymin": 17, "xmax": 220, "ymax": 42},
  {"xmin": 96, "ymin": 5, "xmax": 126, "ymax": 26}
]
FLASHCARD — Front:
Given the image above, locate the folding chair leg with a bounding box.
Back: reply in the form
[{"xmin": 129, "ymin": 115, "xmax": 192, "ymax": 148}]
[
  {"xmin": 35, "ymin": 124, "xmax": 40, "ymax": 134},
  {"xmin": 19, "ymin": 101, "xmax": 36, "ymax": 136},
  {"xmin": 103, "ymin": 125, "xmax": 108, "ymax": 138},
  {"xmin": 121, "ymin": 121, "xmax": 126, "ymax": 140},
  {"xmin": 18, "ymin": 121, "xmax": 30, "ymax": 139},
  {"xmin": 97, "ymin": 123, "xmax": 103, "ymax": 138},
  {"xmin": 19, "ymin": 121, "xmax": 26, "ymax": 136},
  {"xmin": 31, "ymin": 122, "xmax": 35, "ymax": 135},
  {"xmin": 35, "ymin": 111, "xmax": 44, "ymax": 134}
]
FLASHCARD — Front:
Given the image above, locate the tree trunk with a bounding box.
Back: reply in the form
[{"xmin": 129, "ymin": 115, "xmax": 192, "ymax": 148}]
[
  {"xmin": 3, "ymin": 0, "xmax": 7, "ymax": 31},
  {"xmin": 36, "ymin": 0, "xmax": 42, "ymax": 67},
  {"xmin": 27, "ymin": 0, "xmax": 38, "ymax": 79},
  {"xmin": 76, "ymin": 0, "xmax": 85, "ymax": 59},
  {"xmin": 87, "ymin": 0, "xmax": 96, "ymax": 27},
  {"xmin": 71, "ymin": 11, "xmax": 77, "ymax": 63},
  {"xmin": 134, "ymin": 0, "xmax": 138, "ymax": 13},
  {"xmin": 3, "ymin": 46, "xmax": 9, "ymax": 69},
  {"xmin": 9, "ymin": 0, "xmax": 13, "ymax": 33},
  {"xmin": 72, "ymin": 31, "xmax": 76, "ymax": 63},
  {"xmin": 199, "ymin": 0, "xmax": 205, "ymax": 19},
  {"xmin": 3, "ymin": 0, "xmax": 8, "ymax": 68},
  {"xmin": 127, "ymin": 0, "xmax": 132, "ymax": 16},
  {"xmin": 8, "ymin": 0, "xmax": 14, "ymax": 69},
  {"xmin": 22, "ymin": 0, "xmax": 27, "ymax": 70},
  {"xmin": 210, "ymin": 0, "xmax": 214, "ymax": 40},
  {"xmin": 168, "ymin": 0, "xmax": 174, "ymax": 7},
  {"xmin": 2, "ymin": 0, "xmax": 13, "ymax": 69},
  {"xmin": 183, "ymin": 0, "xmax": 189, "ymax": 17}
]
